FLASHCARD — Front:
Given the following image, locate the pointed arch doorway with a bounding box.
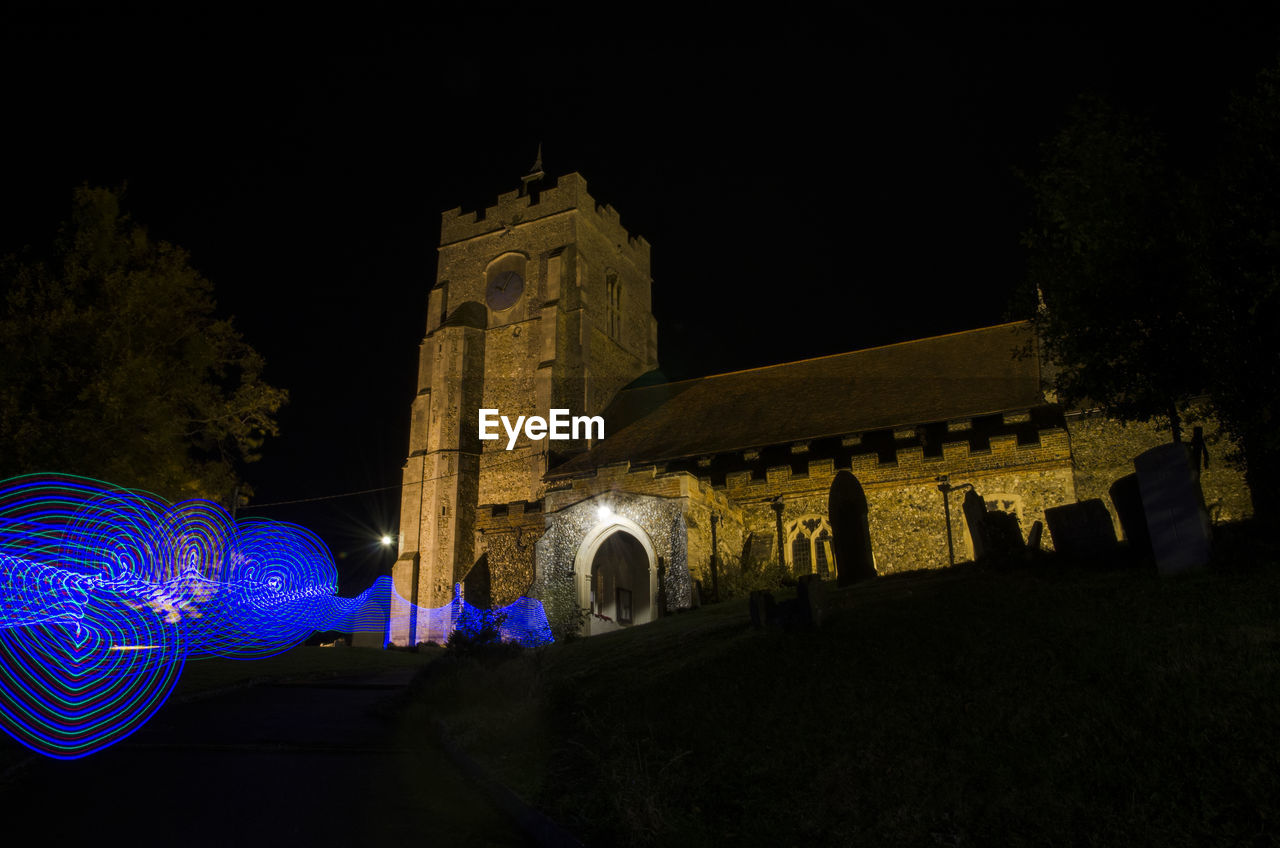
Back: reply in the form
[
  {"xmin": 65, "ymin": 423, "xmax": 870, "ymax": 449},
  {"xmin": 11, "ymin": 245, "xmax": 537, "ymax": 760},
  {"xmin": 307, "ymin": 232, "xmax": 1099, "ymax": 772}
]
[{"xmin": 574, "ymin": 515, "xmax": 658, "ymax": 636}]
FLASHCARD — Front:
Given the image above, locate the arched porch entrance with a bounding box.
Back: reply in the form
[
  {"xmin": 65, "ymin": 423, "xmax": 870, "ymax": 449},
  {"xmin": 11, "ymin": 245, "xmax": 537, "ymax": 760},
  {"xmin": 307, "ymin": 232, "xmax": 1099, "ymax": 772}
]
[{"xmin": 574, "ymin": 517, "xmax": 658, "ymax": 636}]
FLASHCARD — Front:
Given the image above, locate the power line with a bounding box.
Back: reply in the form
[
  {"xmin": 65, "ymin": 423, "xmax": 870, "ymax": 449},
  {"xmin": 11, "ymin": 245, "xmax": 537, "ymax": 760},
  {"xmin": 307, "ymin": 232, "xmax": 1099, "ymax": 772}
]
[
  {"xmin": 238, "ymin": 449, "xmax": 541, "ymax": 511},
  {"xmin": 238, "ymin": 484, "xmax": 401, "ymax": 509}
]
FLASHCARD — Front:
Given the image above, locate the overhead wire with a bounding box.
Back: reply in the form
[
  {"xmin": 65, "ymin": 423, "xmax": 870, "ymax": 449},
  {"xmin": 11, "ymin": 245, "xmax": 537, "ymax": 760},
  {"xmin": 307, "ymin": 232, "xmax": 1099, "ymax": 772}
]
[{"xmin": 238, "ymin": 447, "xmax": 544, "ymax": 510}]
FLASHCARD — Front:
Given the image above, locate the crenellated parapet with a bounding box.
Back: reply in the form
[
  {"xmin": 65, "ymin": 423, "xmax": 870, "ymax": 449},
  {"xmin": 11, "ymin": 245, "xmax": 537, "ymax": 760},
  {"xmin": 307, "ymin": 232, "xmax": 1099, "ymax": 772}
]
[
  {"xmin": 439, "ymin": 173, "xmax": 651, "ymax": 273},
  {"xmin": 601, "ymin": 408, "xmax": 1064, "ymax": 488},
  {"xmin": 722, "ymin": 425, "xmax": 1070, "ymax": 495},
  {"xmin": 476, "ymin": 499, "xmax": 546, "ymax": 530},
  {"xmin": 547, "ymin": 413, "xmax": 1073, "ymax": 497}
]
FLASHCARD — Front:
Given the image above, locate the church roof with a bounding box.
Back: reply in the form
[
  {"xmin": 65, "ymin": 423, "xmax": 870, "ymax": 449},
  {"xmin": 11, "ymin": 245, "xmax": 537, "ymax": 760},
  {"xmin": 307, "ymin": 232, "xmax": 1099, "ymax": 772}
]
[{"xmin": 548, "ymin": 321, "xmax": 1044, "ymax": 478}]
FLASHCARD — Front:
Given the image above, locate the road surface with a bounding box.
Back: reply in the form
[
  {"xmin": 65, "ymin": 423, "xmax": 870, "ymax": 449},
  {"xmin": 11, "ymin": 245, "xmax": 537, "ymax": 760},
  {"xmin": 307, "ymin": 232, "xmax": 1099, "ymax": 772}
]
[{"xmin": 0, "ymin": 667, "xmax": 533, "ymax": 846}]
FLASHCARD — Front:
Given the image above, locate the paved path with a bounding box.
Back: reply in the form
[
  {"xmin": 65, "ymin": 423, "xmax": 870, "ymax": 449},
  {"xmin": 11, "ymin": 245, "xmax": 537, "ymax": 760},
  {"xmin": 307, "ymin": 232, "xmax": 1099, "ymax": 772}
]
[{"xmin": 0, "ymin": 667, "xmax": 533, "ymax": 846}]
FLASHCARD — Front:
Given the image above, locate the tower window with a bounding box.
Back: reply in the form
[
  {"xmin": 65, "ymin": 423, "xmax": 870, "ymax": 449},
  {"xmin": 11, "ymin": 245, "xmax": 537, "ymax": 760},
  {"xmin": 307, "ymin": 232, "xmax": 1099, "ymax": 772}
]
[{"xmin": 606, "ymin": 270, "xmax": 621, "ymax": 341}]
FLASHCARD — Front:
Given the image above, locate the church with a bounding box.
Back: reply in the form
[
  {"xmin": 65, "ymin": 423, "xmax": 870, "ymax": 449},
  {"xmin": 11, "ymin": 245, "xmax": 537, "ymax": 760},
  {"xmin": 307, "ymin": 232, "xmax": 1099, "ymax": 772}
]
[{"xmin": 386, "ymin": 168, "xmax": 1251, "ymax": 645}]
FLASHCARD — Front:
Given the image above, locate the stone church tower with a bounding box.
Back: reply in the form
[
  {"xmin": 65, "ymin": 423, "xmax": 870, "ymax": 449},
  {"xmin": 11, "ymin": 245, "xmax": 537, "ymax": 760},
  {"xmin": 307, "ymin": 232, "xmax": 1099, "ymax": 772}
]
[{"xmin": 389, "ymin": 165, "xmax": 658, "ymax": 645}]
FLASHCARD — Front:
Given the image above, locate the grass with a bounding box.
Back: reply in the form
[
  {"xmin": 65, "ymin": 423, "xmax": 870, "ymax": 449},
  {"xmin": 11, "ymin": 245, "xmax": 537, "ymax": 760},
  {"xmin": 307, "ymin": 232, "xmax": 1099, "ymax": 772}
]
[{"xmin": 413, "ymin": 521, "xmax": 1280, "ymax": 847}]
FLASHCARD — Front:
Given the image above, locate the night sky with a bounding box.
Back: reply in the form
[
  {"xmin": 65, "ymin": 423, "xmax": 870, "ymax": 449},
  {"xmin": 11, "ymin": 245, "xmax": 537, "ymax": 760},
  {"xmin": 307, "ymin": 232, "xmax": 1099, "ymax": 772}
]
[{"xmin": 3, "ymin": 6, "xmax": 1278, "ymax": 591}]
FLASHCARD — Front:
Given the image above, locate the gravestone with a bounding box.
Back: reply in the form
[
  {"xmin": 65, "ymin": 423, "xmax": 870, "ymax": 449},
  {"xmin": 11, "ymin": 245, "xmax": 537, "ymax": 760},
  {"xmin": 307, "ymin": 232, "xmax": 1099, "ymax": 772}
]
[
  {"xmin": 1044, "ymin": 499, "xmax": 1118, "ymax": 564},
  {"xmin": 1109, "ymin": 473, "xmax": 1154, "ymax": 565},
  {"xmin": 1133, "ymin": 443, "xmax": 1212, "ymax": 575},
  {"xmin": 985, "ymin": 509, "xmax": 1025, "ymax": 569},
  {"xmin": 741, "ymin": 533, "xmax": 775, "ymax": 572},
  {"xmin": 796, "ymin": 574, "xmax": 828, "ymax": 628},
  {"xmin": 829, "ymin": 471, "xmax": 876, "ymax": 586},
  {"xmin": 961, "ymin": 489, "xmax": 989, "ymax": 561},
  {"xmin": 748, "ymin": 590, "xmax": 776, "ymax": 628},
  {"xmin": 351, "ymin": 578, "xmax": 390, "ymax": 648},
  {"xmin": 1026, "ymin": 520, "xmax": 1043, "ymax": 555},
  {"xmin": 962, "ymin": 488, "xmax": 1024, "ymax": 568}
]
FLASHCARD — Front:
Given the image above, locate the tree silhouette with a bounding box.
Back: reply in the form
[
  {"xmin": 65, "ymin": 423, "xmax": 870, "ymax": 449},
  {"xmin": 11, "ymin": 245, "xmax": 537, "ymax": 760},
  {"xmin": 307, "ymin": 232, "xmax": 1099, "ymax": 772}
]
[
  {"xmin": 1022, "ymin": 96, "xmax": 1205, "ymax": 441},
  {"xmin": 1023, "ymin": 65, "xmax": 1280, "ymax": 521},
  {"xmin": 0, "ymin": 186, "xmax": 287, "ymax": 505}
]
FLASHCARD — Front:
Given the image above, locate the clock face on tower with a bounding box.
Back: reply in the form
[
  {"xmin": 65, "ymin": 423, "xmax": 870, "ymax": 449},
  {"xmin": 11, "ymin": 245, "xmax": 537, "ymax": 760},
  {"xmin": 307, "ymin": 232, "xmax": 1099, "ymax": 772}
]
[{"xmin": 486, "ymin": 270, "xmax": 524, "ymax": 311}]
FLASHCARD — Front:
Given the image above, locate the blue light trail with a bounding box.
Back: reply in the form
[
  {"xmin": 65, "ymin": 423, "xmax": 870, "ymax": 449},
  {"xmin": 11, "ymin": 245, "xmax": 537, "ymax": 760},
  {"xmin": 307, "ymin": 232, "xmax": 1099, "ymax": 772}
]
[{"xmin": 0, "ymin": 474, "xmax": 552, "ymax": 759}]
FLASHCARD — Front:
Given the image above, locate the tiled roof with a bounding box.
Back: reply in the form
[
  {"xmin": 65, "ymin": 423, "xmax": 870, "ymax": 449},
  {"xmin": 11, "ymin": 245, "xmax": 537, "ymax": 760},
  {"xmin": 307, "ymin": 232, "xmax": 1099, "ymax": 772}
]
[{"xmin": 549, "ymin": 321, "xmax": 1043, "ymax": 477}]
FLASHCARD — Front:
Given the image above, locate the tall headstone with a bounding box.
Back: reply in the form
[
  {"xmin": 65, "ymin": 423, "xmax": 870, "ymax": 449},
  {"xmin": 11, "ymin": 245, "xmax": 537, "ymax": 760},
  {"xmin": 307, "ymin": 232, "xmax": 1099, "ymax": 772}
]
[
  {"xmin": 961, "ymin": 489, "xmax": 989, "ymax": 561},
  {"xmin": 828, "ymin": 471, "xmax": 876, "ymax": 585},
  {"xmin": 1109, "ymin": 473, "xmax": 1154, "ymax": 565},
  {"xmin": 1133, "ymin": 443, "xmax": 1212, "ymax": 575}
]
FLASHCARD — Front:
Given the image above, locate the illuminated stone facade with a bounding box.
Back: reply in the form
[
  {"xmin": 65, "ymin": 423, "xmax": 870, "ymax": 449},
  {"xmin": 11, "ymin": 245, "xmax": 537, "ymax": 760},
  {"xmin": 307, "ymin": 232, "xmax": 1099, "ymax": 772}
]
[{"xmin": 388, "ymin": 172, "xmax": 1252, "ymax": 645}]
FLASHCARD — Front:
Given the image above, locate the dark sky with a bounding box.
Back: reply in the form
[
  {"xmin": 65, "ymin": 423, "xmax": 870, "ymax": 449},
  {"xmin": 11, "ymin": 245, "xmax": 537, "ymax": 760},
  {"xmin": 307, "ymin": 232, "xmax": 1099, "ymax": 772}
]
[{"xmin": 3, "ymin": 6, "xmax": 1278, "ymax": 590}]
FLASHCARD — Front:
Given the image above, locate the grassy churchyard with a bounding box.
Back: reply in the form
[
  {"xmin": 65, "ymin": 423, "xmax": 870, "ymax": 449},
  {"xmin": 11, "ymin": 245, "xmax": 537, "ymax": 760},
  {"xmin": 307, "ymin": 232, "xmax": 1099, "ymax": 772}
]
[
  {"xmin": 3, "ymin": 523, "xmax": 1276, "ymax": 845},
  {"xmin": 410, "ymin": 521, "xmax": 1280, "ymax": 847}
]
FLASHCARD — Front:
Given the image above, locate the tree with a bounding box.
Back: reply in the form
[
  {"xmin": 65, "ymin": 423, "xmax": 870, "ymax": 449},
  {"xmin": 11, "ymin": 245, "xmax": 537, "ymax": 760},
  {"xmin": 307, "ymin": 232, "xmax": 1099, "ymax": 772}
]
[
  {"xmin": 0, "ymin": 186, "xmax": 287, "ymax": 505},
  {"xmin": 1198, "ymin": 63, "xmax": 1280, "ymax": 521},
  {"xmin": 1023, "ymin": 78, "xmax": 1280, "ymax": 522},
  {"xmin": 1022, "ymin": 96, "xmax": 1207, "ymax": 442}
]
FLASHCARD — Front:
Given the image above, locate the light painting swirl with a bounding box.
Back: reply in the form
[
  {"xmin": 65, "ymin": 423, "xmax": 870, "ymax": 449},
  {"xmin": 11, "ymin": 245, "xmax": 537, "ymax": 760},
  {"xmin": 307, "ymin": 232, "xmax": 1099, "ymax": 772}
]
[{"xmin": 0, "ymin": 474, "xmax": 552, "ymax": 760}]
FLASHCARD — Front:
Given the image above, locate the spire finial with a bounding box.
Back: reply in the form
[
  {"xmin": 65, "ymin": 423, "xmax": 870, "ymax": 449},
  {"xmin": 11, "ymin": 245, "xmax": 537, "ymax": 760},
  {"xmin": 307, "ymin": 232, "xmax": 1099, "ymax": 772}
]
[{"xmin": 520, "ymin": 144, "xmax": 545, "ymax": 197}]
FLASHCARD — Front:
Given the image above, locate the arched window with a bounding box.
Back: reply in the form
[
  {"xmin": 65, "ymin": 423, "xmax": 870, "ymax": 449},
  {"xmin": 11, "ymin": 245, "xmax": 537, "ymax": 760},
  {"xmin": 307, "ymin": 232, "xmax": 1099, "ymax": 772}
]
[
  {"xmin": 785, "ymin": 515, "xmax": 836, "ymax": 578},
  {"xmin": 791, "ymin": 533, "xmax": 811, "ymax": 574}
]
